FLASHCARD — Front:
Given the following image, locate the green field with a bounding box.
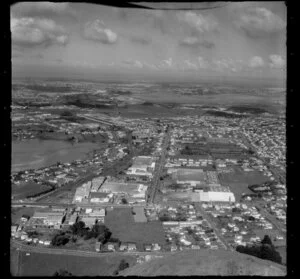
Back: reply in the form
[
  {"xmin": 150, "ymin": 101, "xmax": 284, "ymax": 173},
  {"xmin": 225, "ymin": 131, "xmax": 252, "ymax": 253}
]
[
  {"xmin": 105, "ymin": 208, "xmax": 166, "ymax": 248},
  {"xmin": 11, "ymin": 249, "xmax": 137, "ymax": 276},
  {"xmin": 219, "ymin": 170, "xmax": 270, "ymax": 201},
  {"xmin": 12, "ymin": 182, "xmax": 52, "ymax": 199}
]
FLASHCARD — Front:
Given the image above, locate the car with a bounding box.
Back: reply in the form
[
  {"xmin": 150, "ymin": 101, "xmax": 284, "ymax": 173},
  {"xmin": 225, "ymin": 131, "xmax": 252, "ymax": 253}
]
[{"xmin": 26, "ymin": 253, "xmax": 30, "ymax": 256}]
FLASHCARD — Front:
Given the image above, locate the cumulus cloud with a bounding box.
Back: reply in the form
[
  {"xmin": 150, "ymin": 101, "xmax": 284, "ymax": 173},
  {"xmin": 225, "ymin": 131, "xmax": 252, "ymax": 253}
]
[
  {"xmin": 269, "ymin": 54, "xmax": 285, "ymax": 68},
  {"xmin": 249, "ymin": 56, "xmax": 265, "ymax": 68},
  {"xmin": 11, "ymin": 17, "xmax": 69, "ymax": 47},
  {"xmin": 236, "ymin": 7, "xmax": 285, "ymax": 38},
  {"xmin": 11, "ymin": 2, "xmax": 77, "ymax": 19},
  {"xmin": 122, "ymin": 59, "xmax": 144, "ymax": 68},
  {"xmin": 198, "ymin": 57, "xmax": 211, "ymax": 69},
  {"xmin": 177, "ymin": 11, "xmax": 218, "ymax": 33},
  {"xmin": 179, "ymin": 37, "xmax": 215, "ymax": 49},
  {"xmin": 182, "ymin": 60, "xmax": 199, "ymax": 71},
  {"xmin": 83, "ymin": 19, "xmax": 118, "ymax": 44}
]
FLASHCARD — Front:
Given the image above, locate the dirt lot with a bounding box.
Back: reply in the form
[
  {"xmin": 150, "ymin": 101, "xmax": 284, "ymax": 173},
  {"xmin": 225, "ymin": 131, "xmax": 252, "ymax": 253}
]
[
  {"xmin": 105, "ymin": 208, "xmax": 165, "ymax": 248},
  {"xmin": 11, "ymin": 249, "xmax": 137, "ymax": 276}
]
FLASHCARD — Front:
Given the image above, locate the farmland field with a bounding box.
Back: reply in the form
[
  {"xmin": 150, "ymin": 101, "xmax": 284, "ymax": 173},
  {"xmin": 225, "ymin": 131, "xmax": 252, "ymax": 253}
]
[
  {"xmin": 105, "ymin": 208, "xmax": 166, "ymax": 248},
  {"xmin": 11, "ymin": 248, "xmax": 137, "ymax": 276}
]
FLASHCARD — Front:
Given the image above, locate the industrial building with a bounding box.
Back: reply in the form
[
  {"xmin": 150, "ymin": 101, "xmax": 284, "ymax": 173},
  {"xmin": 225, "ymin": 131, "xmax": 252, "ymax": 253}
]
[
  {"xmin": 197, "ymin": 186, "xmax": 235, "ymax": 203},
  {"xmin": 31, "ymin": 211, "xmax": 66, "ymax": 228},
  {"xmin": 73, "ymin": 181, "xmax": 92, "ymax": 203},
  {"xmin": 89, "ymin": 192, "xmax": 112, "ymax": 203},
  {"xmin": 99, "ymin": 181, "xmax": 148, "ymax": 199},
  {"xmin": 172, "ymin": 168, "xmax": 207, "ymax": 186},
  {"xmin": 126, "ymin": 156, "xmax": 156, "ymax": 177}
]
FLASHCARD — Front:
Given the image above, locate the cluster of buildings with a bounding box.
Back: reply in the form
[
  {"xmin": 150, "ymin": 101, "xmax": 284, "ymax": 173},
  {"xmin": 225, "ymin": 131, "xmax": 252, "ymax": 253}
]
[
  {"xmin": 159, "ymin": 204, "xmax": 226, "ymax": 251},
  {"xmin": 73, "ymin": 174, "xmax": 149, "ymax": 205},
  {"xmin": 202, "ymin": 202, "xmax": 282, "ymax": 249},
  {"xmin": 126, "ymin": 156, "xmax": 156, "ymax": 178}
]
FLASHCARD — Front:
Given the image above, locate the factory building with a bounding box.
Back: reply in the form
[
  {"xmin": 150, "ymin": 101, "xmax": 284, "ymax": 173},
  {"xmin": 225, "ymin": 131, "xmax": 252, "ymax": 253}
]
[
  {"xmin": 126, "ymin": 156, "xmax": 156, "ymax": 177},
  {"xmin": 197, "ymin": 186, "xmax": 235, "ymax": 203}
]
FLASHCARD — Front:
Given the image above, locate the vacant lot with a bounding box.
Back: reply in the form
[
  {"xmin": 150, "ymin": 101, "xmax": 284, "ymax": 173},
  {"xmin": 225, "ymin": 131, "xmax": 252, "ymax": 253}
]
[
  {"xmin": 219, "ymin": 170, "xmax": 269, "ymax": 185},
  {"xmin": 105, "ymin": 208, "xmax": 165, "ymax": 248},
  {"xmin": 11, "ymin": 206, "xmax": 38, "ymax": 225},
  {"xmin": 12, "ymin": 182, "xmax": 53, "ymax": 200},
  {"xmin": 12, "ymin": 250, "xmax": 136, "ymax": 276}
]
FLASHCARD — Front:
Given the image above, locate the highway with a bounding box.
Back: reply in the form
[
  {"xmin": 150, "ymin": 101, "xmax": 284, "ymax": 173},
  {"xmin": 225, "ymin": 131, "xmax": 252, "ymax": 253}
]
[{"xmin": 147, "ymin": 126, "xmax": 171, "ymax": 204}]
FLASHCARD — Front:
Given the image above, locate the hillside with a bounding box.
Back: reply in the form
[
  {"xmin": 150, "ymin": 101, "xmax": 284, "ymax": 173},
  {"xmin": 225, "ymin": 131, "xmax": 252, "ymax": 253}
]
[{"xmin": 120, "ymin": 249, "xmax": 286, "ymax": 276}]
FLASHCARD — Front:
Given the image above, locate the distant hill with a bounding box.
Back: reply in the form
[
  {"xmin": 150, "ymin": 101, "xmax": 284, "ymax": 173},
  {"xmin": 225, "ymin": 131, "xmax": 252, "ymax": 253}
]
[{"xmin": 120, "ymin": 249, "xmax": 286, "ymax": 276}]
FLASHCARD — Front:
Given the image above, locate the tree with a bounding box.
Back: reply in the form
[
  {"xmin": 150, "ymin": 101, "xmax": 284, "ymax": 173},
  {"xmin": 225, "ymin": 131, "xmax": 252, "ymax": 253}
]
[
  {"xmin": 121, "ymin": 198, "xmax": 128, "ymax": 204},
  {"xmin": 51, "ymin": 233, "xmax": 70, "ymax": 246},
  {"xmin": 53, "ymin": 269, "xmax": 73, "ymax": 276},
  {"xmin": 113, "ymin": 259, "xmax": 130, "ymax": 275},
  {"xmin": 261, "ymin": 235, "xmax": 273, "ymax": 246}
]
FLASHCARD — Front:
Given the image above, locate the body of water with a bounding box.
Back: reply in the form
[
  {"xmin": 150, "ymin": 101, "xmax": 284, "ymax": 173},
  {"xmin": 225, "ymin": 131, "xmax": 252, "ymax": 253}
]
[{"xmin": 12, "ymin": 139, "xmax": 101, "ymax": 172}]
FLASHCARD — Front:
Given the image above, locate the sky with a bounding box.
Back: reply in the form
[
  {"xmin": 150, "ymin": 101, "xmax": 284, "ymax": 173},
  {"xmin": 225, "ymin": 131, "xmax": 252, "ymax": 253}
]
[{"xmin": 11, "ymin": 2, "xmax": 286, "ymax": 84}]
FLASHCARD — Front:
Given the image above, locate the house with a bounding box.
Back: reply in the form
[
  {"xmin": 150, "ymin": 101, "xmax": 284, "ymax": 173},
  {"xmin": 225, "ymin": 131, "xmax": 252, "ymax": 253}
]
[
  {"xmin": 107, "ymin": 243, "xmax": 115, "ymax": 251},
  {"xmin": 44, "ymin": 240, "xmax": 51, "ymax": 246},
  {"xmin": 95, "ymin": 241, "xmax": 102, "ymax": 252},
  {"xmin": 144, "ymin": 244, "xmax": 152, "ymax": 252},
  {"xmin": 170, "ymin": 244, "xmax": 177, "ymax": 252},
  {"xmin": 119, "ymin": 243, "xmax": 128, "ymax": 251},
  {"xmin": 152, "ymin": 243, "xmax": 161, "ymax": 251},
  {"xmin": 127, "ymin": 243, "xmax": 137, "ymax": 251}
]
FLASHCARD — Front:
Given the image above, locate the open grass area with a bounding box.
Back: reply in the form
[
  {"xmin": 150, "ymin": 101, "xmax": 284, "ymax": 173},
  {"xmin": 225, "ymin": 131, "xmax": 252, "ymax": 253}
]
[
  {"xmin": 105, "ymin": 208, "xmax": 165, "ymax": 248},
  {"xmin": 219, "ymin": 170, "xmax": 269, "ymax": 185},
  {"xmin": 12, "ymin": 182, "xmax": 52, "ymax": 200},
  {"xmin": 219, "ymin": 170, "xmax": 270, "ymax": 201},
  {"xmin": 12, "ymin": 250, "xmax": 136, "ymax": 276},
  {"xmin": 11, "ymin": 207, "xmax": 38, "ymax": 225}
]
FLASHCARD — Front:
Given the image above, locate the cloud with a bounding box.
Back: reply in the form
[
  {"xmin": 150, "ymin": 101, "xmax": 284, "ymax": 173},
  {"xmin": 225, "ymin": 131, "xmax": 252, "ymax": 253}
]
[
  {"xmin": 182, "ymin": 60, "xmax": 199, "ymax": 71},
  {"xmin": 130, "ymin": 36, "xmax": 152, "ymax": 45},
  {"xmin": 236, "ymin": 7, "xmax": 285, "ymax": 38},
  {"xmin": 11, "ymin": 2, "xmax": 77, "ymax": 19},
  {"xmin": 249, "ymin": 56, "xmax": 265, "ymax": 68},
  {"xmin": 269, "ymin": 54, "xmax": 285, "ymax": 68},
  {"xmin": 177, "ymin": 11, "xmax": 218, "ymax": 33},
  {"xmin": 122, "ymin": 59, "xmax": 144, "ymax": 68},
  {"xmin": 179, "ymin": 37, "xmax": 215, "ymax": 49},
  {"xmin": 83, "ymin": 19, "xmax": 118, "ymax": 44},
  {"xmin": 198, "ymin": 57, "xmax": 210, "ymax": 69},
  {"xmin": 11, "ymin": 17, "xmax": 69, "ymax": 47}
]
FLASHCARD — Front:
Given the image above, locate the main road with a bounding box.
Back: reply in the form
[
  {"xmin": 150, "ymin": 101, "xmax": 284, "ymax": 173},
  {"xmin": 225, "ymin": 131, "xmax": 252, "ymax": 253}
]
[{"xmin": 147, "ymin": 126, "xmax": 172, "ymax": 204}]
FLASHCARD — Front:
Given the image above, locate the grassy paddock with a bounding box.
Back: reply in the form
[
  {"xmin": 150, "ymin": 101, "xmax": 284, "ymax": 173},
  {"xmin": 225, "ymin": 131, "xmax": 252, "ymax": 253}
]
[{"xmin": 14, "ymin": 250, "xmax": 136, "ymax": 276}]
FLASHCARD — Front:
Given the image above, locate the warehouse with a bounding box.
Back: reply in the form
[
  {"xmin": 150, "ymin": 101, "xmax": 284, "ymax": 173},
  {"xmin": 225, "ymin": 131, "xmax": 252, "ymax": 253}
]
[
  {"xmin": 126, "ymin": 156, "xmax": 156, "ymax": 177},
  {"xmin": 89, "ymin": 192, "xmax": 112, "ymax": 203},
  {"xmin": 99, "ymin": 182, "xmax": 148, "ymax": 199},
  {"xmin": 172, "ymin": 168, "xmax": 207, "ymax": 186},
  {"xmin": 31, "ymin": 211, "xmax": 65, "ymax": 228},
  {"xmin": 198, "ymin": 186, "xmax": 235, "ymax": 203}
]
